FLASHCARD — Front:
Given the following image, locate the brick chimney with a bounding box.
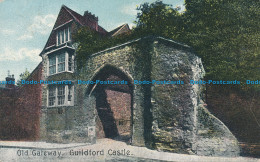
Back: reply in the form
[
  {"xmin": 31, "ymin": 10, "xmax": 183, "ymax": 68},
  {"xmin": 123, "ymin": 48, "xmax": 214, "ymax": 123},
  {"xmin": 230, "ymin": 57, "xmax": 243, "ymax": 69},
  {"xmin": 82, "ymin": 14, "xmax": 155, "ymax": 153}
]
[
  {"xmin": 84, "ymin": 11, "xmax": 98, "ymax": 31},
  {"xmin": 5, "ymin": 74, "xmax": 15, "ymax": 89}
]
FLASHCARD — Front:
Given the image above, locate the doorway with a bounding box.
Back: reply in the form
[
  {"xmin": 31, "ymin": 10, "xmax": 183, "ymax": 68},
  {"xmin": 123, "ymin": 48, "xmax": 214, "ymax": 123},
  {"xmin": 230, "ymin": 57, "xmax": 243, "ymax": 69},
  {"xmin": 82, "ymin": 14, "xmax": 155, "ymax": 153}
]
[{"xmin": 89, "ymin": 66, "xmax": 133, "ymax": 143}]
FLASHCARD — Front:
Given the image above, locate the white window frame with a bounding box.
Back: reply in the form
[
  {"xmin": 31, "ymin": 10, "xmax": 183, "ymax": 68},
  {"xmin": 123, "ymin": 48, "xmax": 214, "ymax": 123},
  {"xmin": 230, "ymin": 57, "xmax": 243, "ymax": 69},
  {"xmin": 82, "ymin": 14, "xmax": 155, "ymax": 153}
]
[
  {"xmin": 48, "ymin": 56, "xmax": 56, "ymax": 75},
  {"xmin": 57, "ymin": 85, "xmax": 65, "ymax": 105},
  {"xmin": 48, "ymin": 85, "xmax": 56, "ymax": 106},
  {"xmin": 56, "ymin": 27, "xmax": 71, "ymax": 46},
  {"xmin": 57, "ymin": 53, "xmax": 66, "ymax": 73},
  {"xmin": 48, "ymin": 51, "xmax": 74, "ymax": 76},
  {"xmin": 47, "ymin": 84, "xmax": 74, "ymax": 107}
]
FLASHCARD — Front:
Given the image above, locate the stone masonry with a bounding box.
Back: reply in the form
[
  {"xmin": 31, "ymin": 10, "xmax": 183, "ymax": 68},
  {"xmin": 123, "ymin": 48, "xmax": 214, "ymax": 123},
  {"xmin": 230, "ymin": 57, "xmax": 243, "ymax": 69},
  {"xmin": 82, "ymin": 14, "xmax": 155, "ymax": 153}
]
[{"xmin": 40, "ymin": 36, "xmax": 240, "ymax": 156}]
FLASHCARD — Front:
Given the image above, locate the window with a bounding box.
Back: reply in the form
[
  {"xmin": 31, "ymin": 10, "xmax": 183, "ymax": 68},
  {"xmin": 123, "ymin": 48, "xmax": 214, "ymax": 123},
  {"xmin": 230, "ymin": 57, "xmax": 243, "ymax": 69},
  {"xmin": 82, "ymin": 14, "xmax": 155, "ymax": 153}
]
[
  {"xmin": 48, "ymin": 52, "xmax": 74, "ymax": 75},
  {"xmin": 68, "ymin": 54, "xmax": 73, "ymax": 71},
  {"xmin": 68, "ymin": 85, "xmax": 72, "ymax": 101},
  {"xmin": 65, "ymin": 28, "xmax": 70, "ymax": 42},
  {"xmin": 57, "ymin": 27, "xmax": 70, "ymax": 46},
  {"xmin": 49, "ymin": 56, "xmax": 56, "ymax": 75},
  {"xmin": 58, "ymin": 53, "xmax": 65, "ymax": 72},
  {"xmin": 48, "ymin": 84, "xmax": 74, "ymax": 107},
  {"xmin": 48, "ymin": 86, "xmax": 56, "ymax": 106},
  {"xmin": 58, "ymin": 85, "xmax": 65, "ymax": 105}
]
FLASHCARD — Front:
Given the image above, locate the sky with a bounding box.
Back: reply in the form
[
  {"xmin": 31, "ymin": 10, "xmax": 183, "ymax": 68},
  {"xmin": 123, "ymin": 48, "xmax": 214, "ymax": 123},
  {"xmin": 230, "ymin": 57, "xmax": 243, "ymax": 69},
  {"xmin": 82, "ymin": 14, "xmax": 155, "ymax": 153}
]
[{"xmin": 0, "ymin": 0, "xmax": 185, "ymax": 81}]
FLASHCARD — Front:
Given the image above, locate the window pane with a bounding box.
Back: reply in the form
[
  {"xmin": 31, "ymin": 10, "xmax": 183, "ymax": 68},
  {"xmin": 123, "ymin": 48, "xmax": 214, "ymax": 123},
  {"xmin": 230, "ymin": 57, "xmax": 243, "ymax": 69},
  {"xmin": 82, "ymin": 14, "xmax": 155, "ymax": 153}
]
[
  {"xmin": 68, "ymin": 27, "xmax": 70, "ymax": 41},
  {"xmin": 48, "ymin": 86, "xmax": 56, "ymax": 106},
  {"xmin": 60, "ymin": 31, "xmax": 63, "ymax": 44},
  {"xmin": 58, "ymin": 53, "xmax": 65, "ymax": 72},
  {"xmin": 58, "ymin": 85, "xmax": 65, "ymax": 96},
  {"xmin": 49, "ymin": 56, "xmax": 56, "ymax": 75},
  {"xmin": 49, "ymin": 66, "xmax": 55, "ymax": 75},
  {"xmin": 58, "ymin": 63, "xmax": 64, "ymax": 72},
  {"xmin": 61, "ymin": 30, "xmax": 64, "ymax": 44},
  {"xmin": 68, "ymin": 54, "xmax": 73, "ymax": 71},
  {"xmin": 58, "ymin": 85, "xmax": 65, "ymax": 105},
  {"xmin": 57, "ymin": 31, "xmax": 60, "ymax": 45},
  {"xmin": 58, "ymin": 96, "xmax": 65, "ymax": 105},
  {"xmin": 65, "ymin": 28, "xmax": 68, "ymax": 42},
  {"xmin": 58, "ymin": 53, "xmax": 65, "ymax": 63},
  {"xmin": 68, "ymin": 85, "xmax": 72, "ymax": 101},
  {"xmin": 49, "ymin": 56, "xmax": 56, "ymax": 65}
]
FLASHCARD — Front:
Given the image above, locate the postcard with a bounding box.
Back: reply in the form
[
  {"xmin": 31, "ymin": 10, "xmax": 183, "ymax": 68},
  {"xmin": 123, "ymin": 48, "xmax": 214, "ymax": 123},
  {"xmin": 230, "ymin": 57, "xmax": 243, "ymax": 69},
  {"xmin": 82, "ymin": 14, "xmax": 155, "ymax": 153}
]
[{"xmin": 0, "ymin": 0, "xmax": 259, "ymax": 161}]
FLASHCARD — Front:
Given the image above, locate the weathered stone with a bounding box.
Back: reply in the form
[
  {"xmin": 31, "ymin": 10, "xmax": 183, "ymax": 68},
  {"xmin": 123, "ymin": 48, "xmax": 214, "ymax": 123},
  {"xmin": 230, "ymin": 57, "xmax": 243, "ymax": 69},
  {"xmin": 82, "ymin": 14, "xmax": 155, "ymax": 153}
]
[{"xmin": 40, "ymin": 36, "xmax": 239, "ymax": 157}]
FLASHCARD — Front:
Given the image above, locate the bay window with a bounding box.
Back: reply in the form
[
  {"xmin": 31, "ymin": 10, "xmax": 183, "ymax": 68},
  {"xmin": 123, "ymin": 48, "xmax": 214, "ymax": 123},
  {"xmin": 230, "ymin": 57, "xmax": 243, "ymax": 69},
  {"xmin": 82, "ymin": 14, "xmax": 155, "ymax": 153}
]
[{"xmin": 48, "ymin": 52, "xmax": 74, "ymax": 76}]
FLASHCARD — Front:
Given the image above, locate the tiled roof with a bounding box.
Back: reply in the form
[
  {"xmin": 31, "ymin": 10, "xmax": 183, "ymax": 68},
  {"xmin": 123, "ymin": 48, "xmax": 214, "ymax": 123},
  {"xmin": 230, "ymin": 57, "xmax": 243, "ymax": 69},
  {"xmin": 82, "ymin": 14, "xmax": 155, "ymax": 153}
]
[
  {"xmin": 109, "ymin": 24, "xmax": 130, "ymax": 37},
  {"xmin": 63, "ymin": 5, "xmax": 108, "ymax": 34},
  {"xmin": 98, "ymin": 26, "xmax": 108, "ymax": 35},
  {"xmin": 42, "ymin": 5, "xmax": 109, "ymax": 51},
  {"xmin": 63, "ymin": 5, "xmax": 86, "ymax": 26},
  {"xmin": 41, "ymin": 5, "xmax": 130, "ymax": 55}
]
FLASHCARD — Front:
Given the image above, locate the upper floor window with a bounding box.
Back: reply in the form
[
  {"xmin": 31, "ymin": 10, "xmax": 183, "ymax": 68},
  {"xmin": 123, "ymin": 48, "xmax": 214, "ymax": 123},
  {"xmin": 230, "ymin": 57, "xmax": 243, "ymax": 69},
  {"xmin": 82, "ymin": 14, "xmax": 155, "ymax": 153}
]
[
  {"xmin": 68, "ymin": 54, "xmax": 73, "ymax": 71},
  {"xmin": 48, "ymin": 52, "xmax": 74, "ymax": 76},
  {"xmin": 49, "ymin": 56, "xmax": 56, "ymax": 75},
  {"xmin": 57, "ymin": 27, "xmax": 70, "ymax": 46},
  {"xmin": 58, "ymin": 53, "xmax": 65, "ymax": 72}
]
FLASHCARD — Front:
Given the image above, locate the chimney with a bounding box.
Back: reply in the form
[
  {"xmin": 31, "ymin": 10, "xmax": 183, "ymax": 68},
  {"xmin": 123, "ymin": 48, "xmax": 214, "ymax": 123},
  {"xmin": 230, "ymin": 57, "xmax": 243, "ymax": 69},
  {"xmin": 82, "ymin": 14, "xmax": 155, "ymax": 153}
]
[
  {"xmin": 83, "ymin": 11, "xmax": 99, "ymax": 31},
  {"xmin": 5, "ymin": 73, "xmax": 15, "ymax": 89}
]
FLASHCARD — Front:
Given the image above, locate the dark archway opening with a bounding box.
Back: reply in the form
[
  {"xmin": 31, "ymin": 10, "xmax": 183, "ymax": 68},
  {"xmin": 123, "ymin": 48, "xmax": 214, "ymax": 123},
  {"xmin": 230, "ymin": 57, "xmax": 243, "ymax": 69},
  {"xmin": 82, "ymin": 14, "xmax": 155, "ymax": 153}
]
[{"xmin": 88, "ymin": 65, "xmax": 133, "ymax": 143}]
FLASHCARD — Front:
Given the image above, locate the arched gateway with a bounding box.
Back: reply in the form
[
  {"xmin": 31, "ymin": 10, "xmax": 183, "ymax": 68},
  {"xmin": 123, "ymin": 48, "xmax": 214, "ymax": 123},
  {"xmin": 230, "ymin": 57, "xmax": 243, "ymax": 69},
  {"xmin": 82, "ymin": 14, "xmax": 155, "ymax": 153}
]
[
  {"xmin": 86, "ymin": 65, "xmax": 133, "ymax": 142},
  {"xmin": 41, "ymin": 37, "xmax": 239, "ymax": 156}
]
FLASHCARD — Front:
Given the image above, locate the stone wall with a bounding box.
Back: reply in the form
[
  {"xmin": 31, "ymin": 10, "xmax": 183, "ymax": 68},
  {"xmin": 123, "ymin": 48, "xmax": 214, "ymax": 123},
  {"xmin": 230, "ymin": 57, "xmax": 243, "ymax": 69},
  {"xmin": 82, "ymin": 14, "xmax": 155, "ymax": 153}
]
[
  {"xmin": 75, "ymin": 41, "xmax": 148, "ymax": 146},
  {"xmin": 41, "ymin": 36, "xmax": 240, "ymax": 156},
  {"xmin": 150, "ymin": 37, "xmax": 239, "ymax": 156}
]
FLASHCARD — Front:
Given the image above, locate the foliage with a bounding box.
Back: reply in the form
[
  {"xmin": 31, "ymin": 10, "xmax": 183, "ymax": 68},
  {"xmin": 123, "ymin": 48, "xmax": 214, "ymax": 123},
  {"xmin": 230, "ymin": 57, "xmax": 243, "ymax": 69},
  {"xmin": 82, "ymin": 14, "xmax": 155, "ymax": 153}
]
[
  {"xmin": 73, "ymin": 0, "xmax": 260, "ymax": 91},
  {"xmin": 73, "ymin": 26, "xmax": 133, "ymax": 69},
  {"xmin": 134, "ymin": 0, "xmax": 183, "ymax": 39},
  {"xmin": 17, "ymin": 69, "xmax": 31, "ymax": 87},
  {"xmin": 183, "ymin": 0, "xmax": 260, "ymax": 90}
]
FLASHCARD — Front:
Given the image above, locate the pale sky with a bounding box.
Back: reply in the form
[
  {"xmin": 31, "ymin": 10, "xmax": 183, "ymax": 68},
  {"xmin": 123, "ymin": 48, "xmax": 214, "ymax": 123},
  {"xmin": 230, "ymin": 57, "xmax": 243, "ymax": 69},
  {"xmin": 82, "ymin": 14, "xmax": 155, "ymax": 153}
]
[{"xmin": 0, "ymin": 0, "xmax": 185, "ymax": 81}]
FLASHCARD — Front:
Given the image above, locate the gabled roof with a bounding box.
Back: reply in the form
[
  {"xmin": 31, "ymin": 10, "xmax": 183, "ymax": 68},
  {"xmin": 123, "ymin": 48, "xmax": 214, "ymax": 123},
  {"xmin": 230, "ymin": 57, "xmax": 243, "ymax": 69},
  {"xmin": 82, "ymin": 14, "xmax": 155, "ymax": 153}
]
[
  {"xmin": 40, "ymin": 5, "xmax": 130, "ymax": 55},
  {"xmin": 62, "ymin": 5, "xmax": 109, "ymax": 34},
  {"xmin": 109, "ymin": 24, "xmax": 130, "ymax": 37},
  {"xmin": 63, "ymin": 5, "xmax": 86, "ymax": 26},
  {"xmin": 41, "ymin": 5, "xmax": 109, "ymax": 53}
]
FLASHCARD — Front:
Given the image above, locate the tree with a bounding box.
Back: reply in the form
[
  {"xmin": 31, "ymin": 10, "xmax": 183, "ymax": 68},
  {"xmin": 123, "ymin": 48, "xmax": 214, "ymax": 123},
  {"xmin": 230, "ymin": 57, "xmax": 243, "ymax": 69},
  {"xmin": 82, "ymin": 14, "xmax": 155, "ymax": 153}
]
[
  {"xmin": 134, "ymin": 0, "xmax": 183, "ymax": 39},
  {"xmin": 17, "ymin": 69, "xmax": 30, "ymax": 87},
  {"xmin": 74, "ymin": 0, "xmax": 259, "ymax": 90},
  {"xmin": 183, "ymin": 0, "xmax": 260, "ymax": 90}
]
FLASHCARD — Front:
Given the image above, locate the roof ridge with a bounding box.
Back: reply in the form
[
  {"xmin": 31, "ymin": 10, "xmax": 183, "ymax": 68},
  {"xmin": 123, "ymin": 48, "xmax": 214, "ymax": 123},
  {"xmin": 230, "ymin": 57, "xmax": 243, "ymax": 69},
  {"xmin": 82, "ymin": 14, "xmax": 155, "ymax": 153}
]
[
  {"xmin": 110, "ymin": 23, "xmax": 129, "ymax": 37},
  {"xmin": 62, "ymin": 5, "xmax": 84, "ymax": 26}
]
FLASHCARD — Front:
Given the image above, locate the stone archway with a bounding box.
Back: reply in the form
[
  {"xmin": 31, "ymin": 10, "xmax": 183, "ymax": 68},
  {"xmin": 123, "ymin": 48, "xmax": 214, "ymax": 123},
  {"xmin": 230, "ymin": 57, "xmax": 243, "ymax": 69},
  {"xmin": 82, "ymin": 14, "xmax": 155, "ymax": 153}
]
[{"xmin": 87, "ymin": 65, "xmax": 133, "ymax": 143}]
